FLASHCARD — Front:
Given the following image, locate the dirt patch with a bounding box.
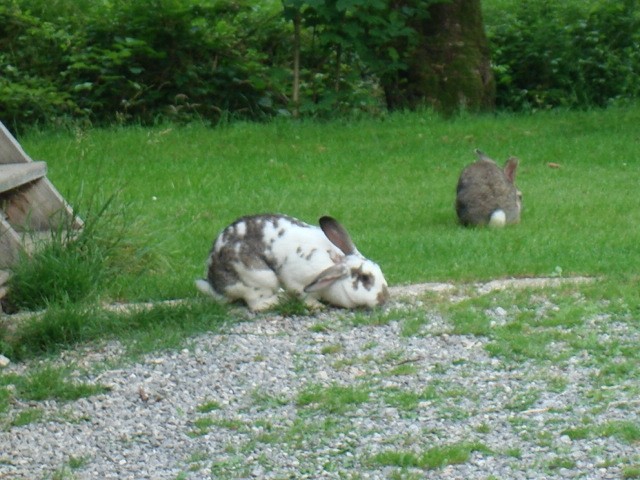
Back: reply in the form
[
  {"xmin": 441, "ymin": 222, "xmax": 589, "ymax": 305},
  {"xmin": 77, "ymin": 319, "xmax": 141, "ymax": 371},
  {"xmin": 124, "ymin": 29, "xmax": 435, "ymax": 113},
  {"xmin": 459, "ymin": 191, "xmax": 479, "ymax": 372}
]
[{"xmin": 389, "ymin": 276, "xmax": 595, "ymax": 299}]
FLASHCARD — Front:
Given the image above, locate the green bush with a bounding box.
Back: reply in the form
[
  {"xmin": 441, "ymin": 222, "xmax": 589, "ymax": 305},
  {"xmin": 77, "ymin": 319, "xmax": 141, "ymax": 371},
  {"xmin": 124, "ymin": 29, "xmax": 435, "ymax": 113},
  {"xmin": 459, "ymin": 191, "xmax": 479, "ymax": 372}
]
[
  {"xmin": 63, "ymin": 0, "xmax": 291, "ymax": 124},
  {"xmin": 486, "ymin": 0, "xmax": 640, "ymax": 110},
  {"xmin": 0, "ymin": 3, "xmax": 80, "ymax": 128},
  {"xmin": 1, "ymin": 0, "xmax": 292, "ymax": 128},
  {"xmin": 2, "ymin": 0, "xmax": 640, "ymax": 130}
]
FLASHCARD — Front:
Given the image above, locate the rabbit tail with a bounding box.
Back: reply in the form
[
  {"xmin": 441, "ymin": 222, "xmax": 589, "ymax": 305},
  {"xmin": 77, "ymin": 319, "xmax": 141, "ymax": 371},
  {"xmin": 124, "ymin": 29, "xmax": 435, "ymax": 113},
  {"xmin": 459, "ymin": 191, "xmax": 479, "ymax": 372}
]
[
  {"xmin": 195, "ymin": 279, "xmax": 227, "ymax": 302},
  {"xmin": 489, "ymin": 209, "xmax": 507, "ymax": 227}
]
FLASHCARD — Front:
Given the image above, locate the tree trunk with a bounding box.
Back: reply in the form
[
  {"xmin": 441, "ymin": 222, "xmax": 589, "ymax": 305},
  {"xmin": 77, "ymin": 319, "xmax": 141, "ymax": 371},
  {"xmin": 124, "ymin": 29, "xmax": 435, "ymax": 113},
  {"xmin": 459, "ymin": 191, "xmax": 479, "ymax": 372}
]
[{"xmin": 385, "ymin": 0, "xmax": 495, "ymax": 114}]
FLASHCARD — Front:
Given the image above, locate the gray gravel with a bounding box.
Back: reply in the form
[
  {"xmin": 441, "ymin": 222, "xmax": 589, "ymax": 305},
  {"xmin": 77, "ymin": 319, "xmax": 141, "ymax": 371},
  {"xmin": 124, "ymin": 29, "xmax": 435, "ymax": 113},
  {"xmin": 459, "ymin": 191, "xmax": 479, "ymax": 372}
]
[{"xmin": 1, "ymin": 280, "xmax": 638, "ymax": 479}]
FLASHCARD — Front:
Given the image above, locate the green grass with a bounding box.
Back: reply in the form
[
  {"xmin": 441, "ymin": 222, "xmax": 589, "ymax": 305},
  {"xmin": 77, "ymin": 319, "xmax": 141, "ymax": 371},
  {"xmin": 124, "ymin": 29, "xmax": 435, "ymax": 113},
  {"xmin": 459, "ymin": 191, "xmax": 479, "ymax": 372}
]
[
  {"xmin": 559, "ymin": 420, "xmax": 640, "ymax": 445},
  {"xmin": 623, "ymin": 465, "xmax": 640, "ymax": 479},
  {"xmin": 546, "ymin": 456, "xmax": 577, "ymax": 470},
  {"xmin": 271, "ymin": 293, "xmax": 314, "ymax": 317},
  {"xmin": 601, "ymin": 421, "xmax": 640, "ymax": 444},
  {"xmin": 296, "ymin": 383, "xmax": 371, "ymax": 414},
  {"xmin": 0, "ymin": 298, "xmax": 230, "ymax": 414},
  {"xmin": 372, "ymin": 442, "xmax": 491, "ymax": 470},
  {"xmin": 9, "ymin": 407, "xmax": 44, "ymax": 428},
  {"xmin": 562, "ymin": 425, "xmax": 592, "ymax": 441},
  {"xmin": 1, "ymin": 107, "xmax": 640, "ymax": 477},
  {"xmin": 383, "ymin": 386, "xmax": 438, "ymax": 412},
  {"xmin": 1, "ymin": 365, "xmax": 109, "ymax": 428},
  {"xmin": 2, "ymin": 300, "xmax": 228, "ymax": 361},
  {"xmin": 12, "ymin": 365, "xmax": 108, "ymax": 401},
  {"xmin": 442, "ymin": 280, "xmax": 640, "ymax": 373},
  {"xmin": 19, "ymin": 106, "xmax": 640, "ymax": 363},
  {"xmin": 320, "ymin": 344, "xmax": 344, "ymax": 355},
  {"xmin": 196, "ymin": 399, "xmax": 222, "ymax": 413},
  {"xmin": 188, "ymin": 417, "xmax": 217, "ymax": 437},
  {"xmin": 17, "ymin": 105, "xmax": 640, "ymax": 301},
  {"xmin": 3, "ymin": 193, "xmax": 154, "ymax": 312}
]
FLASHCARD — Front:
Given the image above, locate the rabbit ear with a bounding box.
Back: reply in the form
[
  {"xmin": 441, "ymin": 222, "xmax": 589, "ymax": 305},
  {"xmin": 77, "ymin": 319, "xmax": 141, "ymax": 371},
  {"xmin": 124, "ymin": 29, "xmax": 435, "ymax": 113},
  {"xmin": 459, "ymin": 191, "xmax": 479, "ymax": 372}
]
[
  {"xmin": 304, "ymin": 263, "xmax": 349, "ymax": 293},
  {"xmin": 319, "ymin": 216, "xmax": 357, "ymax": 255},
  {"xmin": 504, "ymin": 157, "xmax": 519, "ymax": 183},
  {"xmin": 475, "ymin": 148, "xmax": 491, "ymax": 161}
]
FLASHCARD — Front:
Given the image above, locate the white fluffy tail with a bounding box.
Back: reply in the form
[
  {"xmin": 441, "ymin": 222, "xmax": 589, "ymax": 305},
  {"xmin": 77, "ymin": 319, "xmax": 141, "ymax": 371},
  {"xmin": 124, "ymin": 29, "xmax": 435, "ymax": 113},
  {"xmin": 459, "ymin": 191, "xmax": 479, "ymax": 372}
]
[
  {"xmin": 195, "ymin": 279, "xmax": 231, "ymax": 304},
  {"xmin": 489, "ymin": 209, "xmax": 506, "ymax": 227},
  {"xmin": 195, "ymin": 279, "xmax": 220, "ymax": 299}
]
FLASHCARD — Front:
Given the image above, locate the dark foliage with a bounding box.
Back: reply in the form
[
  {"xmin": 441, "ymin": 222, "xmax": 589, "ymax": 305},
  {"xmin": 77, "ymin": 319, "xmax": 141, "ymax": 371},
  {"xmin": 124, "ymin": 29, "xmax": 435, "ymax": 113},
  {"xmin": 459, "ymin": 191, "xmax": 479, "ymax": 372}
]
[
  {"xmin": 1, "ymin": 0, "xmax": 639, "ymax": 130},
  {"xmin": 487, "ymin": 0, "xmax": 640, "ymax": 110},
  {"xmin": 0, "ymin": 0, "xmax": 291, "ymax": 129}
]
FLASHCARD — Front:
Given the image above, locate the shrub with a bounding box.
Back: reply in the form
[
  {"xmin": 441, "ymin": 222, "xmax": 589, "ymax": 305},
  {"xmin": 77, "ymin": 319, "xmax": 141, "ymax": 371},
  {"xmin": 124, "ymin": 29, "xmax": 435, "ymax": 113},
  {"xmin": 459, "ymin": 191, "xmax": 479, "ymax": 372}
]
[
  {"xmin": 63, "ymin": 0, "xmax": 292, "ymax": 124},
  {"xmin": 1, "ymin": 0, "xmax": 292, "ymax": 128},
  {"xmin": 486, "ymin": 0, "xmax": 640, "ymax": 110},
  {"xmin": 0, "ymin": 3, "xmax": 81, "ymax": 128},
  {"xmin": 3, "ymin": 0, "xmax": 640, "ymax": 130}
]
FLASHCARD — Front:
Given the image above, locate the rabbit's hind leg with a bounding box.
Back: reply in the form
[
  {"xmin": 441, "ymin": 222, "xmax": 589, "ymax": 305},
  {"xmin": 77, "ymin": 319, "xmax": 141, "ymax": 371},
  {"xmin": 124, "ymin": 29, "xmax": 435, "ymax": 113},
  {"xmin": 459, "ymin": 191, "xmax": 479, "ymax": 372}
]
[{"xmin": 235, "ymin": 268, "xmax": 281, "ymax": 311}]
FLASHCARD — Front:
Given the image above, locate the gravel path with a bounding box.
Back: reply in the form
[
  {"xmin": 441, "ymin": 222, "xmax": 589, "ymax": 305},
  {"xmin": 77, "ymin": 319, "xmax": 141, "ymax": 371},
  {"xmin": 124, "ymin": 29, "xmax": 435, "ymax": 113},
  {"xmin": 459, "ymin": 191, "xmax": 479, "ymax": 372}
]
[{"xmin": 1, "ymin": 279, "xmax": 638, "ymax": 479}]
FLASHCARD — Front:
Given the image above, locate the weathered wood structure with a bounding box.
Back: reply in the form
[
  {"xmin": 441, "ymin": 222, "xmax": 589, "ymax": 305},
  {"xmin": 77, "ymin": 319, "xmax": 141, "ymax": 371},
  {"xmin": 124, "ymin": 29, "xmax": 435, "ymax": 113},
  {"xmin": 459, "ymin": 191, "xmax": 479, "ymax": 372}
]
[{"xmin": 0, "ymin": 122, "xmax": 83, "ymax": 300}]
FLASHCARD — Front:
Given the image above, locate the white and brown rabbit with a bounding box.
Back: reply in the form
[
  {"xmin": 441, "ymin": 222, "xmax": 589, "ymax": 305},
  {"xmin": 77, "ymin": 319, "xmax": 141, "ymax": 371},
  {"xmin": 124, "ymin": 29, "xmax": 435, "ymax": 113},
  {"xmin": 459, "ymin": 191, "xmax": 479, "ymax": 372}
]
[
  {"xmin": 455, "ymin": 149, "xmax": 522, "ymax": 227},
  {"xmin": 195, "ymin": 214, "xmax": 389, "ymax": 311}
]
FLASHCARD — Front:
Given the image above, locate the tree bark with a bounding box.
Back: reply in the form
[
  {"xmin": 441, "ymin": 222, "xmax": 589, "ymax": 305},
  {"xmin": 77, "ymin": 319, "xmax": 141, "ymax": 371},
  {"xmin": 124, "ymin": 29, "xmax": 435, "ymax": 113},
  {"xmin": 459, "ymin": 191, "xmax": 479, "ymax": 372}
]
[{"xmin": 385, "ymin": 0, "xmax": 495, "ymax": 114}]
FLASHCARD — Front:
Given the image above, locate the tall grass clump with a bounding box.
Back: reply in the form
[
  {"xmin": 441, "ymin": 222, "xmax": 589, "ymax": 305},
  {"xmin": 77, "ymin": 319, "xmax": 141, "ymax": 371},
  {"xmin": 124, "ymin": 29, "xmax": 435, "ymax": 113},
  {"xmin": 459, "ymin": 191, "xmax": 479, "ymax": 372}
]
[{"xmin": 4, "ymin": 193, "xmax": 152, "ymax": 312}]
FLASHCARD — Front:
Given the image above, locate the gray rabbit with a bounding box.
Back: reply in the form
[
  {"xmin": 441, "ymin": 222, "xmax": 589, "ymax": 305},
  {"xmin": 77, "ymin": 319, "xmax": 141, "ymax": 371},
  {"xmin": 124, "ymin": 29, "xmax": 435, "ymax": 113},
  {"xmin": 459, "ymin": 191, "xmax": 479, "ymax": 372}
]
[{"xmin": 455, "ymin": 149, "xmax": 522, "ymax": 227}]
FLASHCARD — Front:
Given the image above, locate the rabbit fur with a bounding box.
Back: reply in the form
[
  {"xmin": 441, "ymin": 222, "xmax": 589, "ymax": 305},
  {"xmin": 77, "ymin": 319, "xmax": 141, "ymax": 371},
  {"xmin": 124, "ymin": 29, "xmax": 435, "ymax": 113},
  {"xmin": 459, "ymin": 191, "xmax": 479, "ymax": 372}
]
[
  {"xmin": 456, "ymin": 149, "xmax": 522, "ymax": 227},
  {"xmin": 195, "ymin": 214, "xmax": 389, "ymax": 311}
]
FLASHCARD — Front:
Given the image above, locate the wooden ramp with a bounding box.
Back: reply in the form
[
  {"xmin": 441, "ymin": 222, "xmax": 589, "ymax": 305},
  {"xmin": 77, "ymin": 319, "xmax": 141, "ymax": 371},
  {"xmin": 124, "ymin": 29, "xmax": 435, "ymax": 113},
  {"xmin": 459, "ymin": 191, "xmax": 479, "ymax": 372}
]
[{"xmin": 0, "ymin": 122, "xmax": 83, "ymax": 301}]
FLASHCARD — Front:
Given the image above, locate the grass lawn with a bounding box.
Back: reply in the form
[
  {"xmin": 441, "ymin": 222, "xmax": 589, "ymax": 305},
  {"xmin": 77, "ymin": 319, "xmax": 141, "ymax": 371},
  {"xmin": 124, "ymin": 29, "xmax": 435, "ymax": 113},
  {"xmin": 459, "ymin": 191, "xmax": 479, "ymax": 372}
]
[
  {"xmin": 18, "ymin": 105, "xmax": 640, "ymax": 302},
  {"xmin": 2, "ymin": 106, "xmax": 640, "ymax": 479}
]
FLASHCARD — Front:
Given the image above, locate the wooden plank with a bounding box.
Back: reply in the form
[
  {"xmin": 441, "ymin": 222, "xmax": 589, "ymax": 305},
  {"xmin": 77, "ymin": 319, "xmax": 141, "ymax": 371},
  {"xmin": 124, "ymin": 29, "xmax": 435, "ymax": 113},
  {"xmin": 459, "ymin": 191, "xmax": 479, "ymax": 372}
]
[
  {"xmin": 0, "ymin": 269, "xmax": 9, "ymax": 305},
  {"xmin": 0, "ymin": 162, "xmax": 47, "ymax": 193},
  {"xmin": 1, "ymin": 177, "xmax": 83, "ymax": 232},
  {"xmin": 21, "ymin": 230, "xmax": 60, "ymax": 255},
  {"xmin": 0, "ymin": 217, "xmax": 24, "ymax": 268},
  {"xmin": 0, "ymin": 121, "xmax": 84, "ymax": 274},
  {"xmin": 0, "ymin": 122, "xmax": 33, "ymax": 164}
]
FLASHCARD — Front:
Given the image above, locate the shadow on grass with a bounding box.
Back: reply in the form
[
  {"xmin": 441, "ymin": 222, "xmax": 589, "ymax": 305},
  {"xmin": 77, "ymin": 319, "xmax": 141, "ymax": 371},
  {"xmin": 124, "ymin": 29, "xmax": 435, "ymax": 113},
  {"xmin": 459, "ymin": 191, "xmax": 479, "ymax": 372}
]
[{"xmin": 0, "ymin": 299, "xmax": 229, "ymax": 362}]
